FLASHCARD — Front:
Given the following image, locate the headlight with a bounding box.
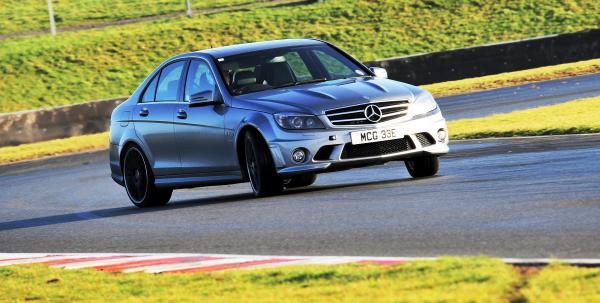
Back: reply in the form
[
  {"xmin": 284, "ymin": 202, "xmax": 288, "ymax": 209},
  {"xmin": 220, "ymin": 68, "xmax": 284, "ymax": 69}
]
[
  {"xmin": 274, "ymin": 113, "xmax": 325, "ymax": 130},
  {"xmin": 411, "ymin": 92, "xmax": 438, "ymax": 116}
]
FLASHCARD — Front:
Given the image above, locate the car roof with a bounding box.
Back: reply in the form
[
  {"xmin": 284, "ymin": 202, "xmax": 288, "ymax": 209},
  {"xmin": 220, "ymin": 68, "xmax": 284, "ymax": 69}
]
[{"xmin": 196, "ymin": 38, "xmax": 324, "ymax": 58}]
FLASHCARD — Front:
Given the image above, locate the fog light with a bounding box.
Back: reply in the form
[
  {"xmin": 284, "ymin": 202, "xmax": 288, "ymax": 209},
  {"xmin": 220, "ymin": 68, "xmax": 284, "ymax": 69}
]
[
  {"xmin": 292, "ymin": 148, "xmax": 307, "ymax": 163},
  {"xmin": 437, "ymin": 129, "xmax": 447, "ymax": 142}
]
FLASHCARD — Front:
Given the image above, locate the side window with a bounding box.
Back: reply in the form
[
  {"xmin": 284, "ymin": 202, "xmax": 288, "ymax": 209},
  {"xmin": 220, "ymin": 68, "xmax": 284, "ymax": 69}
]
[
  {"xmin": 141, "ymin": 74, "xmax": 159, "ymax": 103},
  {"xmin": 283, "ymin": 52, "xmax": 312, "ymax": 81},
  {"xmin": 155, "ymin": 61, "xmax": 186, "ymax": 102},
  {"xmin": 313, "ymin": 50, "xmax": 355, "ymax": 79},
  {"xmin": 184, "ymin": 60, "xmax": 218, "ymax": 102}
]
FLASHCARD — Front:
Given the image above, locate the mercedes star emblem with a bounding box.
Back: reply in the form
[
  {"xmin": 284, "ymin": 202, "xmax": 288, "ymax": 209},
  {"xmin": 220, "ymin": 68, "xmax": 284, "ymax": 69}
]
[{"xmin": 364, "ymin": 104, "xmax": 382, "ymax": 123}]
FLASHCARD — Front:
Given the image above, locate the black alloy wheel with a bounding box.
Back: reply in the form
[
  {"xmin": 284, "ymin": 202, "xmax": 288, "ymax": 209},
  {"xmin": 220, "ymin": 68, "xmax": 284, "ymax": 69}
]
[
  {"xmin": 244, "ymin": 131, "xmax": 283, "ymax": 196},
  {"xmin": 123, "ymin": 146, "xmax": 172, "ymax": 207}
]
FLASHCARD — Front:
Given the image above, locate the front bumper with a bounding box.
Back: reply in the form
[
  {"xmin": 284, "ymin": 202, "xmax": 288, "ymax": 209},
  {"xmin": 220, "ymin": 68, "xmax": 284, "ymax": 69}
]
[{"xmin": 268, "ymin": 111, "xmax": 449, "ymax": 177}]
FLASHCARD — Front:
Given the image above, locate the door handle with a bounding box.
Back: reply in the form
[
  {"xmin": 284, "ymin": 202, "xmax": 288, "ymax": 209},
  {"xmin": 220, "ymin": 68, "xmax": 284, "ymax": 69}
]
[
  {"xmin": 139, "ymin": 108, "xmax": 149, "ymax": 117},
  {"xmin": 177, "ymin": 109, "xmax": 187, "ymax": 119}
]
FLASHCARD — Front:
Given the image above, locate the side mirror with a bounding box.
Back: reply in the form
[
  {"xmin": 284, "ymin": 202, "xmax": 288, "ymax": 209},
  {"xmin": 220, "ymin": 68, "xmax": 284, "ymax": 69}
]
[
  {"xmin": 369, "ymin": 67, "xmax": 388, "ymax": 79},
  {"xmin": 189, "ymin": 90, "xmax": 223, "ymax": 107}
]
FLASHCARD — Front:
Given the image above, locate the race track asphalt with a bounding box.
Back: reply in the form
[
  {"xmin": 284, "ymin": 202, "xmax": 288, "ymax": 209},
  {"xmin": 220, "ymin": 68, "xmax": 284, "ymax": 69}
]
[
  {"xmin": 438, "ymin": 72, "xmax": 600, "ymax": 120},
  {"xmin": 1, "ymin": 134, "xmax": 599, "ymax": 257},
  {"xmin": 1, "ymin": 74, "xmax": 600, "ymax": 257}
]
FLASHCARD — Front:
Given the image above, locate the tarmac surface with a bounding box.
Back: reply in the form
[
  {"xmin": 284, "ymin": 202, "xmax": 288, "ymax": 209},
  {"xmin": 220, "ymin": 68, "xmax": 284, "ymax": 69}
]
[{"xmin": 1, "ymin": 134, "xmax": 599, "ymax": 257}]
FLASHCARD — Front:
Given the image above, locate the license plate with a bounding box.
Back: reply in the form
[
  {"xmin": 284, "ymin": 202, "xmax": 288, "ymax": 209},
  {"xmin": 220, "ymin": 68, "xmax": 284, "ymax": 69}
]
[{"xmin": 350, "ymin": 127, "xmax": 404, "ymax": 145}]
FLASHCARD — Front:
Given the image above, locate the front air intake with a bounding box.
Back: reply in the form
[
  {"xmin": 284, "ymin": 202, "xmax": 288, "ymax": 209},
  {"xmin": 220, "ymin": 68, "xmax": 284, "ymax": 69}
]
[{"xmin": 340, "ymin": 136, "xmax": 415, "ymax": 159}]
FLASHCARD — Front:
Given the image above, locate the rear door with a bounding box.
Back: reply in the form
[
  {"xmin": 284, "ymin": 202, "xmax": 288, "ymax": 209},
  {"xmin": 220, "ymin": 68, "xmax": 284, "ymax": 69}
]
[
  {"xmin": 133, "ymin": 60, "xmax": 187, "ymax": 176},
  {"xmin": 174, "ymin": 59, "xmax": 229, "ymax": 174}
]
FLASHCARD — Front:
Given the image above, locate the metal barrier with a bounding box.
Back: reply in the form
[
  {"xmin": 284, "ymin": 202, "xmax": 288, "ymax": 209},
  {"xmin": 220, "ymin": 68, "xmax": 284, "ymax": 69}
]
[{"xmin": 365, "ymin": 29, "xmax": 600, "ymax": 85}]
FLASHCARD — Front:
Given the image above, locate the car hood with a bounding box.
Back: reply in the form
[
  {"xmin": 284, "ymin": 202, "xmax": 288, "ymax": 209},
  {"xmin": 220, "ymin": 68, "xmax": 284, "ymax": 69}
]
[{"xmin": 232, "ymin": 78, "xmax": 421, "ymax": 115}]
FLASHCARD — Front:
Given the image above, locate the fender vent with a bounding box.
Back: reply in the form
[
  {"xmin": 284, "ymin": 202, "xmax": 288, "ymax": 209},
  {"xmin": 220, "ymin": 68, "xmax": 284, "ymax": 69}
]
[{"xmin": 415, "ymin": 133, "xmax": 436, "ymax": 147}]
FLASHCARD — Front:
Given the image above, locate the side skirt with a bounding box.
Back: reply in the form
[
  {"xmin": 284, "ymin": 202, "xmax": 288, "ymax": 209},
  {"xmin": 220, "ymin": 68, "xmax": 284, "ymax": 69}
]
[{"xmin": 154, "ymin": 171, "xmax": 244, "ymax": 189}]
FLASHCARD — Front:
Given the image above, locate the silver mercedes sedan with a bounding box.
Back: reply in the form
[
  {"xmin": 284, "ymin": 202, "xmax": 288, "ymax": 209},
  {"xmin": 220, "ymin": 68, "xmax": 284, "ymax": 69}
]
[{"xmin": 109, "ymin": 39, "xmax": 449, "ymax": 207}]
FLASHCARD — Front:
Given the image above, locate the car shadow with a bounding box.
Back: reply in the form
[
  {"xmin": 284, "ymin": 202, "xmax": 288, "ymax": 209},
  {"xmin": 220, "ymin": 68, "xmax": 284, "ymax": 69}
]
[
  {"xmin": 283, "ymin": 175, "xmax": 436, "ymax": 196},
  {"xmin": 0, "ymin": 193, "xmax": 254, "ymax": 232},
  {"xmin": 0, "ymin": 176, "xmax": 438, "ymax": 231}
]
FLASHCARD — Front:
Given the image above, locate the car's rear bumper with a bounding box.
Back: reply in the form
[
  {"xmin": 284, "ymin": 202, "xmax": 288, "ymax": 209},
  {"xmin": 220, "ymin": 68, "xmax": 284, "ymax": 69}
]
[
  {"xmin": 109, "ymin": 143, "xmax": 125, "ymax": 186},
  {"xmin": 269, "ymin": 111, "xmax": 449, "ymax": 177}
]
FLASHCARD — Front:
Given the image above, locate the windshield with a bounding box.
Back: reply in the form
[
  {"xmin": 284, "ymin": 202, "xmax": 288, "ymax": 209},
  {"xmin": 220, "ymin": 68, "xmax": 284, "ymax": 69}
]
[{"xmin": 216, "ymin": 45, "xmax": 369, "ymax": 96}]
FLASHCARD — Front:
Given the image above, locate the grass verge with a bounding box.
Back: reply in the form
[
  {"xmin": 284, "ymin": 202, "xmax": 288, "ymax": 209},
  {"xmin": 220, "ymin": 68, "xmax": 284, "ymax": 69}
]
[
  {"xmin": 0, "ymin": 132, "xmax": 108, "ymax": 165},
  {"xmin": 522, "ymin": 263, "xmax": 600, "ymax": 302},
  {"xmin": 447, "ymin": 96, "xmax": 600, "ymax": 139},
  {"xmin": 0, "ymin": 258, "xmax": 519, "ymax": 302},
  {"xmin": 423, "ymin": 58, "xmax": 600, "ymax": 98},
  {"xmin": 2, "ymin": 96, "xmax": 600, "ymax": 165},
  {"xmin": 2, "ymin": 0, "xmax": 600, "ymax": 112},
  {"xmin": 1, "ymin": 258, "xmax": 598, "ymax": 302}
]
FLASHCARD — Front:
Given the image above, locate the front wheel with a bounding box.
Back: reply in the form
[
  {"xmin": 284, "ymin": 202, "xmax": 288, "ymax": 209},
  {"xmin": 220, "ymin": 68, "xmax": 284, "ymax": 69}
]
[
  {"xmin": 244, "ymin": 131, "xmax": 283, "ymax": 196},
  {"xmin": 405, "ymin": 155, "xmax": 439, "ymax": 178},
  {"xmin": 123, "ymin": 146, "xmax": 172, "ymax": 207}
]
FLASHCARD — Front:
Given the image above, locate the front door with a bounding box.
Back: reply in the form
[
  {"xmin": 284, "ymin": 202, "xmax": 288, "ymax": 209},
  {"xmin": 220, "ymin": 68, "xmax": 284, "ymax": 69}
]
[{"xmin": 174, "ymin": 59, "xmax": 229, "ymax": 175}]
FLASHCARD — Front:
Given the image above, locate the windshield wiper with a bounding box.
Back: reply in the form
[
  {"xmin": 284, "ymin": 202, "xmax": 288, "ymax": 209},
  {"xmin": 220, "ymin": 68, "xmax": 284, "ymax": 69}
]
[{"xmin": 272, "ymin": 78, "xmax": 328, "ymax": 89}]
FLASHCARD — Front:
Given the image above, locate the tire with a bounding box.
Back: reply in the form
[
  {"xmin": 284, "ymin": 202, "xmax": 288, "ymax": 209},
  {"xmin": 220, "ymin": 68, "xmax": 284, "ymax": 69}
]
[
  {"xmin": 284, "ymin": 174, "xmax": 317, "ymax": 189},
  {"xmin": 123, "ymin": 146, "xmax": 172, "ymax": 207},
  {"xmin": 405, "ymin": 155, "xmax": 439, "ymax": 178},
  {"xmin": 244, "ymin": 131, "xmax": 283, "ymax": 196}
]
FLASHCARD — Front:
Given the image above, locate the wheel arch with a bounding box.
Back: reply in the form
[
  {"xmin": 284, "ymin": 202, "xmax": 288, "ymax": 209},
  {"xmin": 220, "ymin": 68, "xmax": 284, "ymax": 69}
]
[
  {"xmin": 235, "ymin": 124, "xmax": 271, "ymax": 182},
  {"xmin": 119, "ymin": 140, "xmax": 148, "ymax": 175}
]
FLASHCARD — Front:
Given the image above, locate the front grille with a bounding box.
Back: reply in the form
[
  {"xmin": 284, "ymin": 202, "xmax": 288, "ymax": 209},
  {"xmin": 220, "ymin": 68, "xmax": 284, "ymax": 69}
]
[
  {"xmin": 340, "ymin": 136, "xmax": 415, "ymax": 159},
  {"xmin": 415, "ymin": 133, "xmax": 436, "ymax": 147},
  {"xmin": 325, "ymin": 100, "xmax": 409, "ymax": 126}
]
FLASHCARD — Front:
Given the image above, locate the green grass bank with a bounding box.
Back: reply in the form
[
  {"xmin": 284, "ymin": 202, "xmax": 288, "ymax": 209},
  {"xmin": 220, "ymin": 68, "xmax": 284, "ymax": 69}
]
[
  {"xmin": 447, "ymin": 96, "xmax": 600, "ymax": 139},
  {"xmin": 1, "ymin": 258, "xmax": 599, "ymax": 302},
  {"xmin": 0, "ymin": 0, "xmax": 253, "ymax": 35},
  {"xmin": 2, "ymin": 0, "xmax": 600, "ymax": 112}
]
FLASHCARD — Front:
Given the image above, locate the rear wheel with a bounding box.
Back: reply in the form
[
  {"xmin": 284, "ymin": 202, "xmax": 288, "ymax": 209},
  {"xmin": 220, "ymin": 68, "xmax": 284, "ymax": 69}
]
[
  {"xmin": 284, "ymin": 174, "xmax": 317, "ymax": 189},
  {"xmin": 123, "ymin": 146, "xmax": 172, "ymax": 207},
  {"xmin": 405, "ymin": 155, "xmax": 439, "ymax": 178},
  {"xmin": 244, "ymin": 131, "xmax": 283, "ymax": 196}
]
